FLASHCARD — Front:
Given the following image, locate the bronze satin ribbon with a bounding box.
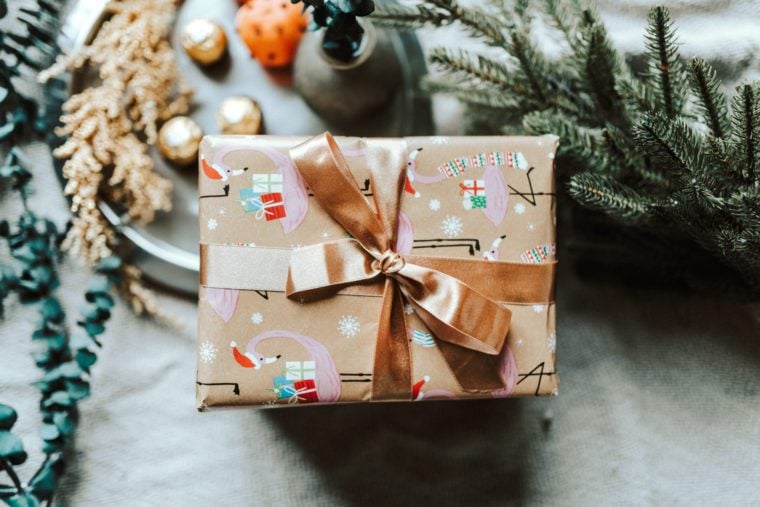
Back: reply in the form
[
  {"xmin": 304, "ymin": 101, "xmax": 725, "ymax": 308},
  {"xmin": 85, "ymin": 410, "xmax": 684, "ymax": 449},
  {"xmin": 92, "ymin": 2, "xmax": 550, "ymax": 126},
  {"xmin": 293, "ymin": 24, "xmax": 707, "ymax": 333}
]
[
  {"xmin": 200, "ymin": 244, "xmax": 556, "ymax": 302},
  {"xmin": 287, "ymin": 133, "xmax": 520, "ymax": 400}
]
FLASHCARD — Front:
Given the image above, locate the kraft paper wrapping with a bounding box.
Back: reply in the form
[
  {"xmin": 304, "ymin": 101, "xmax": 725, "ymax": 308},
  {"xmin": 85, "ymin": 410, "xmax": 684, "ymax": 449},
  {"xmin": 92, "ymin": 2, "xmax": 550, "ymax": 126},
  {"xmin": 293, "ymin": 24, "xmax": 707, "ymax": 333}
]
[{"xmin": 197, "ymin": 135, "xmax": 558, "ymax": 409}]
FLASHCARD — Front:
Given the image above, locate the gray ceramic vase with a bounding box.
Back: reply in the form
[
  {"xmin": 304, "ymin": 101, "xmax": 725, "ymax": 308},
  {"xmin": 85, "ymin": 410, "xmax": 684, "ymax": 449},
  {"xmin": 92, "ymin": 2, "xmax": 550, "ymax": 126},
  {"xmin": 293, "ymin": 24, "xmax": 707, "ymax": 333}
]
[{"xmin": 293, "ymin": 21, "xmax": 402, "ymax": 127}]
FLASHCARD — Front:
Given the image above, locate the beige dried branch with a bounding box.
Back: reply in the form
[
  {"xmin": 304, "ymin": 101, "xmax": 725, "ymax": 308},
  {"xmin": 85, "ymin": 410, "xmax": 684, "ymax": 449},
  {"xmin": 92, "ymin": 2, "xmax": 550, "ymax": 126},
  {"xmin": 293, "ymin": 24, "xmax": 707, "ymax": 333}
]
[{"xmin": 40, "ymin": 0, "xmax": 193, "ymax": 263}]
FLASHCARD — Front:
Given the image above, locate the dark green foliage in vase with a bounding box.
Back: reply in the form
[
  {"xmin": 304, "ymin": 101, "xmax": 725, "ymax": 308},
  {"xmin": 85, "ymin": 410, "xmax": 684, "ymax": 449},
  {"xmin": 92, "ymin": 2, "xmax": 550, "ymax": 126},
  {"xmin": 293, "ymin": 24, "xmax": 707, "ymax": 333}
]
[
  {"xmin": 373, "ymin": 1, "xmax": 760, "ymax": 295},
  {"xmin": 294, "ymin": 0, "xmax": 375, "ymax": 62}
]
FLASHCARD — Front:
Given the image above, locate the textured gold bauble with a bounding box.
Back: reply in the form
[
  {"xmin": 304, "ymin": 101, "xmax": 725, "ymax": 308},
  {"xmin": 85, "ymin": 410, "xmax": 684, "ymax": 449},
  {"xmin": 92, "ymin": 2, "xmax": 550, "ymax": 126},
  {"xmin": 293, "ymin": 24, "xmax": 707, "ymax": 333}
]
[
  {"xmin": 157, "ymin": 116, "xmax": 203, "ymax": 165},
  {"xmin": 216, "ymin": 96, "xmax": 263, "ymax": 135},
  {"xmin": 181, "ymin": 18, "xmax": 227, "ymax": 65}
]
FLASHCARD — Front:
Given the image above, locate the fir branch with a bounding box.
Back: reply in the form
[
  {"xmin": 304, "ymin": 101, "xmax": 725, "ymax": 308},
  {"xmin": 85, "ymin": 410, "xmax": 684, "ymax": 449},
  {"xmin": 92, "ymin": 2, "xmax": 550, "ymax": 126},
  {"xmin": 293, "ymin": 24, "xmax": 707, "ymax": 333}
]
[
  {"xmin": 422, "ymin": 78, "xmax": 521, "ymax": 110},
  {"xmin": 688, "ymin": 58, "xmax": 730, "ymax": 139},
  {"xmin": 634, "ymin": 113, "xmax": 704, "ymax": 177},
  {"xmin": 617, "ymin": 72, "xmax": 659, "ymax": 119},
  {"xmin": 577, "ymin": 10, "xmax": 626, "ymax": 128},
  {"xmin": 429, "ymin": 47, "xmax": 512, "ymax": 89},
  {"xmin": 728, "ymin": 84, "xmax": 760, "ymax": 183},
  {"xmin": 568, "ymin": 173, "xmax": 654, "ymax": 223},
  {"xmin": 372, "ymin": 2, "xmax": 450, "ymax": 29},
  {"xmin": 377, "ymin": 3, "xmax": 760, "ymax": 294},
  {"xmin": 523, "ymin": 110, "xmax": 600, "ymax": 164},
  {"xmin": 543, "ymin": 0, "xmax": 584, "ymax": 51},
  {"xmin": 599, "ymin": 127, "xmax": 650, "ymax": 182},
  {"xmin": 644, "ymin": 6, "xmax": 686, "ymax": 118},
  {"xmin": 505, "ymin": 26, "xmax": 549, "ymax": 104},
  {"xmin": 426, "ymin": 0, "xmax": 511, "ymax": 49}
]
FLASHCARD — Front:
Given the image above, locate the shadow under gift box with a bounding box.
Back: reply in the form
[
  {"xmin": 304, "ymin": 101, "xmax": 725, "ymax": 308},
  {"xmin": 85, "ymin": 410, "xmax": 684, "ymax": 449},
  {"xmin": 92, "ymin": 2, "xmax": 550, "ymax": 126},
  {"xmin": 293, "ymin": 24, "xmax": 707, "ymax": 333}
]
[{"xmin": 196, "ymin": 133, "xmax": 558, "ymax": 409}]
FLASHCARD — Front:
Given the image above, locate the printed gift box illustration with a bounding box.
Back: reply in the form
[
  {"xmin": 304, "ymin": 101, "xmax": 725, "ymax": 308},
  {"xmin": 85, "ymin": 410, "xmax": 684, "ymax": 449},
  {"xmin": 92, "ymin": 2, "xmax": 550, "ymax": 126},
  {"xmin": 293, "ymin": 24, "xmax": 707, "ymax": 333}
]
[{"xmin": 197, "ymin": 133, "xmax": 558, "ymax": 408}]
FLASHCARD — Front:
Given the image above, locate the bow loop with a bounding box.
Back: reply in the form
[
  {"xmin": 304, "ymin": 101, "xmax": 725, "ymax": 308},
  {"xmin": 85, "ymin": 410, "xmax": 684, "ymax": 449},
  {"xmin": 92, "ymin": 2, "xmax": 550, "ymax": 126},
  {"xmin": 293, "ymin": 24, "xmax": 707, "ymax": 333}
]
[{"xmin": 287, "ymin": 132, "xmax": 512, "ymax": 400}]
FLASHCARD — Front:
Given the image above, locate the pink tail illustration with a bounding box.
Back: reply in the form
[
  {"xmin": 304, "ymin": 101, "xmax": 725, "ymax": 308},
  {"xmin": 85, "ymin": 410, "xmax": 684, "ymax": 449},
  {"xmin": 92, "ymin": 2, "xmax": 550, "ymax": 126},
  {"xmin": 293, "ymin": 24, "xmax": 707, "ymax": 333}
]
[
  {"xmin": 254, "ymin": 146, "xmax": 309, "ymax": 234},
  {"xmin": 206, "ymin": 288, "xmax": 239, "ymax": 323},
  {"xmin": 482, "ymin": 165, "xmax": 508, "ymax": 226}
]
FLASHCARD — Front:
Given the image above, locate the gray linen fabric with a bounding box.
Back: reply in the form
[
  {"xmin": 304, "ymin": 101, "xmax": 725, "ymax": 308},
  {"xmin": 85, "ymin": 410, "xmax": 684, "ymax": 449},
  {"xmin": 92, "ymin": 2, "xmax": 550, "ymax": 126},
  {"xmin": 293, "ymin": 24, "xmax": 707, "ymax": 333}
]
[{"xmin": 1, "ymin": 1, "xmax": 759, "ymax": 505}]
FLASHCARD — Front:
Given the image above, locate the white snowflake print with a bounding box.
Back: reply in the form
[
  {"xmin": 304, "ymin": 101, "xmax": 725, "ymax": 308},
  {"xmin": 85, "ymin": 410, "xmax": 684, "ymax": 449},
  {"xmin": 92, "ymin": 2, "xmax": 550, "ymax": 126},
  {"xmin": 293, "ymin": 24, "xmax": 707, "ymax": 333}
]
[
  {"xmin": 532, "ymin": 304, "xmax": 545, "ymax": 314},
  {"xmin": 338, "ymin": 314, "xmax": 361, "ymax": 338},
  {"xmin": 250, "ymin": 312, "xmax": 264, "ymax": 325},
  {"xmin": 207, "ymin": 218, "xmax": 218, "ymax": 230},
  {"xmin": 441, "ymin": 215, "xmax": 463, "ymax": 238},
  {"xmin": 404, "ymin": 303, "xmax": 414, "ymax": 315},
  {"xmin": 548, "ymin": 151, "xmax": 555, "ymax": 160},
  {"xmin": 199, "ymin": 340, "xmax": 218, "ymax": 364},
  {"xmin": 547, "ymin": 332, "xmax": 556, "ymax": 352},
  {"xmin": 429, "ymin": 198, "xmax": 441, "ymax": 211},
  {"xmin": 218, "ymin": 208, "xmax": 226, "ymax": 215},
  {"xmin": 514, "ymin": 203, "xmax": 526, "ymax": 215},
  {"xmin": 430, "ymin": 136, "xmax": 449, "ymax": 144},
  {"xmin": 321, "ymin": 229, "xmax": 330, "ymax": 240},
  {"xmin": 516, "ymin": 338, "xmax": 524, "ymax": 347},
  {"xmin": 528, "ymin": 223, "xmax": 535, "ymax": 231}
]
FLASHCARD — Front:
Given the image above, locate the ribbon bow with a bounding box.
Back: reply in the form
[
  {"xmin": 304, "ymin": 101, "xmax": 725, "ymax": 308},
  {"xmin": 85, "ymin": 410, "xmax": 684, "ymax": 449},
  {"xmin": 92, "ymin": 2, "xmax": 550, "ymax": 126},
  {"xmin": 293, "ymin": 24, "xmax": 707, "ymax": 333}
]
[{"xmin": 286, "ymin": 133, "xmax": 514, "ymax": 400}]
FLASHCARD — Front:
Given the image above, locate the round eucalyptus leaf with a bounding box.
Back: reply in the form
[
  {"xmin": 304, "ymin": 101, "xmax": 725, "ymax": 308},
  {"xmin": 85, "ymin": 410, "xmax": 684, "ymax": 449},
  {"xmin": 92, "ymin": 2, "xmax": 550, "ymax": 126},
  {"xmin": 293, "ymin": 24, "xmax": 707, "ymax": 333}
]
[
  {"xmin": 38, "ymin": 423, "xmax": 60, "ymax": 441},
  {"xmin": 0, "ymin": 431, "xmax": 27, "ymax": 465},
  {"xmin": 0, "ymin": 403, "xmax": 17, "ymax": 430}
]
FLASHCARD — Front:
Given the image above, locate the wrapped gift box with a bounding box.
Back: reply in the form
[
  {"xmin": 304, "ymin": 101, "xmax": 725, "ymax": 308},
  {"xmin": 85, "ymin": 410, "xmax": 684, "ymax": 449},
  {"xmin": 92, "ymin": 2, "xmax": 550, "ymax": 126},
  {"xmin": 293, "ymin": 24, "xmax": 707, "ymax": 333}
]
[
  {"xmin": 272, "ymin": 375, "xmax": 296, "ymax": 399},
  {"xmin": 197, "ymin": 134, "xmax": 558, "ymax": 409},
  {"xmin": 252, "ymin": 173, "xmax": 284, "ymax": 194}
]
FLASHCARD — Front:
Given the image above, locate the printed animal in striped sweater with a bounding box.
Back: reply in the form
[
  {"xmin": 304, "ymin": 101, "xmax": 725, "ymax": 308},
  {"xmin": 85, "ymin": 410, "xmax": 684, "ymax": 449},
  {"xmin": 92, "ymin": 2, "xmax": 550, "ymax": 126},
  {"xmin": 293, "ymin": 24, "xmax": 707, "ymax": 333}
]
[
  {"xmin": 483, "ymin": 235, "xmax": 507, "ymax": 261},
  {"xmin": 404, "ymin": 148, "xmax": 528, "ymax": 226}
]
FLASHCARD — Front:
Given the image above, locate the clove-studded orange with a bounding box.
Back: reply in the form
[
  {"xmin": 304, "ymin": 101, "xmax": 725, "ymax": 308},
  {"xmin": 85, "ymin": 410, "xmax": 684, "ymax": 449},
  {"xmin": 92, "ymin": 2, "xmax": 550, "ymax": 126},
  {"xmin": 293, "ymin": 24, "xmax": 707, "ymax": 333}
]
[{"xmin": 235, "ymin": 0, "xmax": 309, "ymax": 68}]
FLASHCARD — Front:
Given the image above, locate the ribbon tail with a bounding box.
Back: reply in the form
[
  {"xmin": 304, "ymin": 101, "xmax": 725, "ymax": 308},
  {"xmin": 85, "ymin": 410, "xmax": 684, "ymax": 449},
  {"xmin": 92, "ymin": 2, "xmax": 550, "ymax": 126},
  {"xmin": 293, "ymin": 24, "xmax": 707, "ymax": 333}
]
[
  {"xmin": 394, "ymin": 262, "xmax": 512, "ymax": 392},
  {"xmin": 370, "ymin": 279, "xmax": 412, "ymax": 401},
  {"xmin": 436, "ymin": 341, "xmax": 505, "ymax": 393}
]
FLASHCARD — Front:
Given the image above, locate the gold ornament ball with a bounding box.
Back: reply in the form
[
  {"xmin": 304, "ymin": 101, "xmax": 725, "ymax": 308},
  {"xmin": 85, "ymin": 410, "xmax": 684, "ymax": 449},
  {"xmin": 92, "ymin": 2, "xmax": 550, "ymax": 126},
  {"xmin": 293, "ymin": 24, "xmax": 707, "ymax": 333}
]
[
  {"xmin": 157, "ymin": 116, "xmax": 203, "ymax": 166},
  {"xmin": 181, "ymin": 18, "xmax": 227, "ymax": 65},
  {"xmin": 216, "ymin": 96, "xmax": 263, "ymax": 135}
]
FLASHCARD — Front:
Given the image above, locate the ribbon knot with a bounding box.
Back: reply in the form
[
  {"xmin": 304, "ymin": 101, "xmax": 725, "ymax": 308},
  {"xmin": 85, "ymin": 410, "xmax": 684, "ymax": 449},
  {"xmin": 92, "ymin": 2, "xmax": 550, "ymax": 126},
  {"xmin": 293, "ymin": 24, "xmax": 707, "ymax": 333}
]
[
  {"xmin": 374, "ymin": 250, "xmax": 405, "ymax": 275},
  {"xmin": 286, "ymin": 133, "xmax": 514, "ymax": 401}
]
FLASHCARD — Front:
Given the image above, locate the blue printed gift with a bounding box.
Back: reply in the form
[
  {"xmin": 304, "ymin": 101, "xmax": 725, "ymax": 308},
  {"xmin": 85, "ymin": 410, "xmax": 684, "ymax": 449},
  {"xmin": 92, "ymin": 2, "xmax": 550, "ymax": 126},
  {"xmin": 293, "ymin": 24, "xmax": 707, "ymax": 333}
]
[{"xmin": 272, "ymin": 375, "xmax": 296, "ymax": 399}]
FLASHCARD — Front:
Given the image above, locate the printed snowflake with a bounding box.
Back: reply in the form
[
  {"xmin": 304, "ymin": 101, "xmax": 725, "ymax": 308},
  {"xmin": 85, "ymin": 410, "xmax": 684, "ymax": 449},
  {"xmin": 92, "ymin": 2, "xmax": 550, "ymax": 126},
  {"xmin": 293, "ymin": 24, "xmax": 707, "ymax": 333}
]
[
  {"xmin": 207, "ymin": 218, "xmax": 218, "ymax": 230},
  {"xmin": 429, "ymin": 198, "xmax": 441, "ymax": 211},
  {"xmin": 548, "ymin": 151, "xmax": 555, "ymax": 160},
  {"xmin": 516, "ymin": 338, "xmax": 524, "ymax": 347},
  {"xmin": 547, "ymin": 332, "xmax": 556, "ymax": 352},
  {"xmin": 404, "ymin": 303, "xmax": 414, "ymax": 315},
  {"xmin": 441, "ymin": 215, "xmax": 463, "ymax": 238},
  {"xmin": 218, "ymin": 208, "xmax": 226, "ymax": 215},
  {"xmin": 533, "ymin": 304, "xmax": 545, "ymax": 314},
  {"xmin": 251, "ymin": 312, "xmax": 264, "ymax": 325},
  {"xmin": 199, "ymin": 340, "xmax": 218, "ymax": 364},
  {"xmin": 321, "ymin": 229, "xmax": 330, "ymax": 240},
  {"xmin": 430, "ymin": 136, "xmax": 449, "ymax": 144},
  {"xmin": 528, "ymin": 223, "xmax": 535, "ymax": 231},
  {"xmin": 514, "ymin": 203, "xmax": 526, "ymax": 215},
  {"xmin": 338, "ymin": 314, "xmax": 361, "ymax": 338}
]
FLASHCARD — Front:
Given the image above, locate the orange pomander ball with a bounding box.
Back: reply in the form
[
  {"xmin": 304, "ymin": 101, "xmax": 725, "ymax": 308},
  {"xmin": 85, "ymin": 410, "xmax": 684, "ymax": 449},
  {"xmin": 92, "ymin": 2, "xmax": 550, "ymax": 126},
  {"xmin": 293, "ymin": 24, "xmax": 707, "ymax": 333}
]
[{"xmin": 236, "ymin": 0, "xmax": 309, "ymax": 68}]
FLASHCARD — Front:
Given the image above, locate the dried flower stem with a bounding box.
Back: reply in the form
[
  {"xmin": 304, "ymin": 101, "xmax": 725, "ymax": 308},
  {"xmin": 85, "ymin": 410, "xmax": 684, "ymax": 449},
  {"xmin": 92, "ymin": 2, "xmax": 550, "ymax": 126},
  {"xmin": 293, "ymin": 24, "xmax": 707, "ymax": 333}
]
[{"xmin": 40, "ymin": 0, "xmax": 193, "ymax": 264}]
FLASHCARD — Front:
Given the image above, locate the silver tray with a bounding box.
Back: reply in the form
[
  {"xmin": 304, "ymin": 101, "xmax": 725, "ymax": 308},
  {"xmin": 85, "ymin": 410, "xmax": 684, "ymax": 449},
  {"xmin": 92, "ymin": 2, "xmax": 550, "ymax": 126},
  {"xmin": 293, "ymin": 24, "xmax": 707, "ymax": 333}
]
[{"xmin": 57, "ymin": 0, "xmax": 433, "ymax": 294}]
